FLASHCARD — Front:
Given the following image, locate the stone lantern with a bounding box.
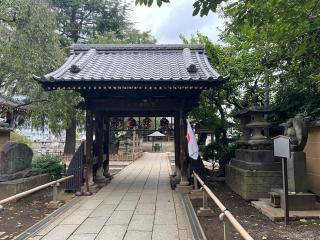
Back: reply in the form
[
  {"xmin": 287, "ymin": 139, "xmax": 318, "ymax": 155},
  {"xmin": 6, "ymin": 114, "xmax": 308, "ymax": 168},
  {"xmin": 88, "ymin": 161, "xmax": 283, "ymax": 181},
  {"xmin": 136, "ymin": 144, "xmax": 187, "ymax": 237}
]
[{"xmin": 226, "ymin": 96, "xmax": 282, "ymax": 200}]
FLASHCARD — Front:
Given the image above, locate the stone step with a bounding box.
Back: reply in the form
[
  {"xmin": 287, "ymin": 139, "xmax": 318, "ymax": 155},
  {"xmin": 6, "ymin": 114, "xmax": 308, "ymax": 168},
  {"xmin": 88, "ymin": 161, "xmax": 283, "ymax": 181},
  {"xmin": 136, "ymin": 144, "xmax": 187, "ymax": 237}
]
[{"xmin": 268, "ymin": 191, "xmax": 281, "ymax": 208}]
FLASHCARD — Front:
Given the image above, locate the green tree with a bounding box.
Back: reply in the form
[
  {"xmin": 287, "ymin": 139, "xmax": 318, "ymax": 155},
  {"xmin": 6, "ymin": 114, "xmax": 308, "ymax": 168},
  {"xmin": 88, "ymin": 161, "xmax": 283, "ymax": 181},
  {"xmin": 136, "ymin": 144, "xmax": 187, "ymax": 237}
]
[
  {"xmin": 50, "ymin": 0, "xmax": 132, "ymax": 154},
  {"xmin": 221, "ymin": 0, "xmax": 320, "ymax": 122},
  {"xmin": 181, "ymin": 33, "xmax": 239, "ymax": 175},
  {"xmin": 135, "ymin": 0, "xmax": 226, "ymax": 16},
  {"xmin": 0, "ymin": 0, "xmax": 82, "ymax": 135},
  {"xmin": 0, "ymin": 0, "xmax": 85, "ymax": 157},
  {"xmin": 51, "ymin": 0, "xmax": 131, "ymax": 46},
  {"xmin": 88, "ymin": 28, "xmax": 156, "ymax": 44},
  {"xmin": 0, "ymin": 0, "xmax": 61, "ymax": 89}
]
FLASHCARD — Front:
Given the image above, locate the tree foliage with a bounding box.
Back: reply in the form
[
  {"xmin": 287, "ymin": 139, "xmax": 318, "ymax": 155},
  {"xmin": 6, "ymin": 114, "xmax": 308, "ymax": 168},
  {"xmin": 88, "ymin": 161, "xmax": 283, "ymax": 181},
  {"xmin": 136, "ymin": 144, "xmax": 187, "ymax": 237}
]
[
  {"xmin": 51, "ymin": 0, "xmax": 131, "ymax": 45},
  {"xmin": 88, "ymin": 28, "xmax": 156, "ymax": 44},
  {"xmin": 135, "ymin": 0, "xmax": 226, "ymax": 16},
  {"xmin": 49, "ymin": 0, "xmax": 134, "ymax": 154},
  {"xmin": 221, "ymin": 0, "xmax": 320, "ymax": 122},
  {"xmin": 0, "ymin": 0, "xmax": 156, "ymax": 155},
  {"xmin": 0, "ymin": 0, "xmax": 83, "ymax": 136}
]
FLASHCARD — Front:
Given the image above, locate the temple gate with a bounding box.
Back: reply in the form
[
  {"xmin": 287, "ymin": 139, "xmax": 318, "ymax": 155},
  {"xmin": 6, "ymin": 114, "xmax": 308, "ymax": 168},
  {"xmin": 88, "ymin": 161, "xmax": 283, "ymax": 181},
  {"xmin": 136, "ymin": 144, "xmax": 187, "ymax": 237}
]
[{"xmin": 35, "ymin": 44, "xmax": 228, "ymax": 191}]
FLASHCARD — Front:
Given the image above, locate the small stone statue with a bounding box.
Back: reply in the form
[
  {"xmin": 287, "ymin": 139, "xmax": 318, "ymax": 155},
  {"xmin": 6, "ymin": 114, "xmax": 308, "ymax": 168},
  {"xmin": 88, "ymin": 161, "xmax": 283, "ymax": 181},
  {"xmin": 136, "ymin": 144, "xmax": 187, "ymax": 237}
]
[{"xmin": 284, "ymin": 118, "xmax": 308, "ymax": 152}]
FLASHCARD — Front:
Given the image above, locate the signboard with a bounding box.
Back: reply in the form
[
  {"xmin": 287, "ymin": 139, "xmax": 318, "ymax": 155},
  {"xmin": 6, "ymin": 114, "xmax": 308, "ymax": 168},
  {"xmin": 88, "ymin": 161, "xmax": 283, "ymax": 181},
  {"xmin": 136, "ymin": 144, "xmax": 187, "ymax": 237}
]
[
  {"xmin": 272, "ymin": 135, "xmax": 291, "ymax": 225},
  {"xmin": 273, "ymin": 135, "xmax": 290, "ymax": 158}
]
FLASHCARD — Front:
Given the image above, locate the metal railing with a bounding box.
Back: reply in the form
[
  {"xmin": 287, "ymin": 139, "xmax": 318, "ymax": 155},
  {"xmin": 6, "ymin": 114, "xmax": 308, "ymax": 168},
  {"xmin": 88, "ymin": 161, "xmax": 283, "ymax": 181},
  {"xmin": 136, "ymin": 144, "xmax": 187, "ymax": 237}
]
[
  {"xmin": 0, "ymin": 175, "xmax": 74, "ymax": 210},
  {"xmin": 193, "ymin": 171, "xmax": 254, "ymax": 240}
]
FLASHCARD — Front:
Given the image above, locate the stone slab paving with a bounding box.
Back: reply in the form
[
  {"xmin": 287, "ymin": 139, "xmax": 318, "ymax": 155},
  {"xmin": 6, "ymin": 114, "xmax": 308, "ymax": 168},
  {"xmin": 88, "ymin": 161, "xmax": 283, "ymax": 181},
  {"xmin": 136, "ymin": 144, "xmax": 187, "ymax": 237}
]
[{"xmin": 29, "ymin": 153, "xmax": 192, "ymax": 240}]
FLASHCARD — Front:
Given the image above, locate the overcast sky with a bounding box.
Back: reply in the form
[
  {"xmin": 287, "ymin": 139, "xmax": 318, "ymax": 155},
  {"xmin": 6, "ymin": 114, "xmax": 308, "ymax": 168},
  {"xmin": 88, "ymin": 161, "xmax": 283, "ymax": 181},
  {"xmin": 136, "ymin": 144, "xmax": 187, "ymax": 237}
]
[{"xmin": 128, "ymin": 0, "xmax": 224, "ymax": 44}]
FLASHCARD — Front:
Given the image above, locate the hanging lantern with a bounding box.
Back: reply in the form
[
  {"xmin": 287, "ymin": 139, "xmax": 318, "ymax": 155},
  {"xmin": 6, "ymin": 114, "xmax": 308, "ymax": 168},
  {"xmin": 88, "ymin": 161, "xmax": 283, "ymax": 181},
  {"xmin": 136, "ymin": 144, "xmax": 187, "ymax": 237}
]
[
  {"xmin": 143, "ymin": 117, "xmax": 152, "ymax": 129},
  {"xmin": 160, "ymin": 117, "xmax": 169, "ymax": 129},
  {"xmin": 127, "ymin": 117, "xmax": 137, "ymax": 129},
  {"xmin": 111, "ymin": 118, "xmax": 121, "ymax": 129}
]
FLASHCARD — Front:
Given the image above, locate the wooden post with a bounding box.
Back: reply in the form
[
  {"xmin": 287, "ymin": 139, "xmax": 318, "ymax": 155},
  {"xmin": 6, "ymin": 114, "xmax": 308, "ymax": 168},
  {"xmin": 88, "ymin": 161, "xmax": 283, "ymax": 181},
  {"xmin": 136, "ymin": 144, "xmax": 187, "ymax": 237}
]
[
  {"xmin": 282, "ymin": 157, "xmax": 289, "ymax": 225},
  {"xmin": 103, "ymin": 116, "xmax": 111, "ymax": 178},
  {"xmin": 94, "ymin": 112, "xmax": 104, "ymax": 181},
  {"xmin": 85, "ymin": 109, "xmax": 94, "ymax": 193},
  {"xmin": 179, "ymin": 107, "xmax": 189, "ymax": 185},
  {"xmin": 132, "ymin": 128, "xmax": 136, "ymax": 157},
  {"xmin": 174, "ymin": 113, "xmax": 181, "ymax": 181}
]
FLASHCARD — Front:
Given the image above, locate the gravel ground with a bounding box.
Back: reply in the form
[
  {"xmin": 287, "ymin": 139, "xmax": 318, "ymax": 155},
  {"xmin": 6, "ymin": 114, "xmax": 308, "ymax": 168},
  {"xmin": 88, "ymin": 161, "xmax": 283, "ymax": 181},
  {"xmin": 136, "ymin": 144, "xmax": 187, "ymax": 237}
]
[
  {"xmin": 0, "ymin": 189, "xmax": 74, "ymax": 239},
  {"xmin": 190, "ymin": 181, "xmax": 320, "ymax": 240}
]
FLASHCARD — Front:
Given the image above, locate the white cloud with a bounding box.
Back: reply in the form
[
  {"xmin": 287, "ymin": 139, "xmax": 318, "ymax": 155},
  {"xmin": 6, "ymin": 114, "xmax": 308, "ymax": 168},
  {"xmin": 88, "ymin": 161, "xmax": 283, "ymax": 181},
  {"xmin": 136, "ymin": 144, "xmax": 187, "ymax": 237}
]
[{"xmin": 127, "ymin": 0, "xmax": 224, "ymax": 44}]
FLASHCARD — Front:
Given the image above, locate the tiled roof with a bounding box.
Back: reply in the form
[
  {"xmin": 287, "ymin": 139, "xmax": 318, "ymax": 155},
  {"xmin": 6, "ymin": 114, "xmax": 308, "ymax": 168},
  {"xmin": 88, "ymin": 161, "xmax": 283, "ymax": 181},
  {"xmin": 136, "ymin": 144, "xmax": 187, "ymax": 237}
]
[
  {"xmin": 0, "ymin": 94, "xmax": 31, "ymax": 113},
  {"xmin": 35, "ymin": 44, "xmax": 228, "ymax": 84}
]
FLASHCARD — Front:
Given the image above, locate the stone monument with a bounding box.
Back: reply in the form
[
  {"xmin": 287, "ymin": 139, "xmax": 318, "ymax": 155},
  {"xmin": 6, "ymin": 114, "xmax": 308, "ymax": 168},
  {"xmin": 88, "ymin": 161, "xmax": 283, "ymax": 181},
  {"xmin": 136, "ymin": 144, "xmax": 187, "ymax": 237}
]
[
  {"xmin": 0, "ymin": 141, "xmax": 50, "ymax": 199},
  {"xmin": 226, "ymin": 96, "xmax": 282, "ymax": 200},
  {"xmin": 0, "ymin": 122, "xmax": 11, "ymax": 150},
  {"xmin": 270, "ymin": 118, "xmax": 320, "ymax": 210}
]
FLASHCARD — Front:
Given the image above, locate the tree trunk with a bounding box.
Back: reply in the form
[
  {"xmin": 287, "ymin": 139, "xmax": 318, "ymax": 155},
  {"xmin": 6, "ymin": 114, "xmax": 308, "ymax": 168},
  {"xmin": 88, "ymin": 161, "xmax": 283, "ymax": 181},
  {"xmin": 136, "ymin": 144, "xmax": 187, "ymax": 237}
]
[{"xmin": 64, "ymin": 116, "xmax": 76, "ymax": 155}]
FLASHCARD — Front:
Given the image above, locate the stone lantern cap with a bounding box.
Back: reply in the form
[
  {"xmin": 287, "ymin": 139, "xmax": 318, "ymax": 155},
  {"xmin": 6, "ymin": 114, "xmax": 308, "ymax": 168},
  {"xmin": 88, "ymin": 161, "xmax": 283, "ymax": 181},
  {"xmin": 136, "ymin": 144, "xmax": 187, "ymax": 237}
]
[{"xmin": 234, "ymin": 106, "xmax": 271, "ymax": 119}]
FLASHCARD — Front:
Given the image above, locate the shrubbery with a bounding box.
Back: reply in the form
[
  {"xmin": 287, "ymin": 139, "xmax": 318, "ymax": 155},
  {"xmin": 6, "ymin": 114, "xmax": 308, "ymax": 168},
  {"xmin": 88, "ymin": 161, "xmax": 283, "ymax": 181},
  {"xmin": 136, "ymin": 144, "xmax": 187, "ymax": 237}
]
[
  {"xmin": 32, "ymin": 155, "xmax": 64, "ymax": 180},
  {"xmin": 11, "ymin": 132, "xmax": 32, "ymax": 145}
]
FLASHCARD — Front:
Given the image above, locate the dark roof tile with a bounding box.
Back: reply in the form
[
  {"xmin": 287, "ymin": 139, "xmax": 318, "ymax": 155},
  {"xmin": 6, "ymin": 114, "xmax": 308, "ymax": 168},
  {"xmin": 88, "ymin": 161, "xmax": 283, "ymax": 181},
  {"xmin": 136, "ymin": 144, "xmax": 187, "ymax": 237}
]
[{"xmin": 37, "ymin": 44, "xmax": 227, "ymax": 83}]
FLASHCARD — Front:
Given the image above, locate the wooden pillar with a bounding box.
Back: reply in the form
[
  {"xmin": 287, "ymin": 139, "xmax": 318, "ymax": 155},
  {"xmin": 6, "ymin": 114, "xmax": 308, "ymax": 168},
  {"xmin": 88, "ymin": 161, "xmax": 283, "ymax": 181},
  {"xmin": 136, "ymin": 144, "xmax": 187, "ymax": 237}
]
[
  {"xmin": 85, "ymin": 109, "xmax": 94, "ymax": 187},
  {"xmin": 174, "ymin": 113, "xmax": 181, "ymax": 181},
  {"xmin": 93, "ymin": 112, "xmax": 104, "ymax": 181},
  {"xmin": 103, "ymin": 116, "xmax": 111, "ymax": 178},
  {"xmin": 179, "ymin": 107, "xmax": 189, "ymax": 185}
]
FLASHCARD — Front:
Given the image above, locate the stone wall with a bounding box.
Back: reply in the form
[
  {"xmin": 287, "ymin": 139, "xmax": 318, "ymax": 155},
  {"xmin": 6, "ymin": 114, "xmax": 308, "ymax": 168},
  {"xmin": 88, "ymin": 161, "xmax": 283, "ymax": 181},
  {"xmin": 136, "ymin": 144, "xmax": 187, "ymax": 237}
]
[
  {"xmin": 0, "ymin": 174, "xmax": 50, "ymax": 199},
  {"xmin": 304, "ymin": 124, "xmax": 320, "ymax": 196},
  {"xmin": 226, "ymin": 165, "xmax": 282, "ymax": 200}
]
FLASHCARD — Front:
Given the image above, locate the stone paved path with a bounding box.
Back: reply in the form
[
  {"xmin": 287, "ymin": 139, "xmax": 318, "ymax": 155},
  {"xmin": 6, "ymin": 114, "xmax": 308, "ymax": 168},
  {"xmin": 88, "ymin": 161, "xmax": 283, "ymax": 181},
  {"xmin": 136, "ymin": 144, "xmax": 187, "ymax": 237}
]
[{"xmin": 30, "ymin": 153, "xmax": 192, "ymax": 240}]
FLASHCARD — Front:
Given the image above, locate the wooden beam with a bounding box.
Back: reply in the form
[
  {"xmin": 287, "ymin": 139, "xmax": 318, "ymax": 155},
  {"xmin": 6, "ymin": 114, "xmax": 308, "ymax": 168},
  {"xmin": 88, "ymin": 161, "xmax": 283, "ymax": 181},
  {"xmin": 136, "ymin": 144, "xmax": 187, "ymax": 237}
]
[
  {"xmin": 89, "ymin": 98, "xmax": 182, "ymax": 112},
  {"xmin": 96, "ymin": 111, "xmax": 177, "ymax": 117}
]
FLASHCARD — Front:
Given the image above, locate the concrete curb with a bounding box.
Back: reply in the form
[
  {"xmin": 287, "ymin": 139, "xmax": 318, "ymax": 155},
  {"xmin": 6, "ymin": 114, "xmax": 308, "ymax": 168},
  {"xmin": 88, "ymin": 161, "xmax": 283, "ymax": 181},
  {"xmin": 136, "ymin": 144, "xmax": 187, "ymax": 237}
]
[{"xmin": 181, "ymin": 193, "xmax": 207, "ymax": 240}]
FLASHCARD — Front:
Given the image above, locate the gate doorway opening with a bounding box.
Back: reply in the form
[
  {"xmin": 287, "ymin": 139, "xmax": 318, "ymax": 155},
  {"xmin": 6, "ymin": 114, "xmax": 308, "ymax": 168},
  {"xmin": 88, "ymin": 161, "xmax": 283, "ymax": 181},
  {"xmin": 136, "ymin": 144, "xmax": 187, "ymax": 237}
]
[{"xmin": 109, "ymin": 116, "xmax": 174, "ymax": 159}]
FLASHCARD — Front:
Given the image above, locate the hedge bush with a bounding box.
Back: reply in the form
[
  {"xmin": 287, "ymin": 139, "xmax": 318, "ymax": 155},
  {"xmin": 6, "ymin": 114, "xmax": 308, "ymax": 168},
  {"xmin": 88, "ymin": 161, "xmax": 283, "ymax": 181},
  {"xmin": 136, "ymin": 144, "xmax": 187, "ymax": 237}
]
[
  {"xmin": 11, "ymin": 132, "xmax": 32, "ymax": 145},
  {"xmin": 32, "ymin": 155, "xmax": 64, "ymax": 180}
]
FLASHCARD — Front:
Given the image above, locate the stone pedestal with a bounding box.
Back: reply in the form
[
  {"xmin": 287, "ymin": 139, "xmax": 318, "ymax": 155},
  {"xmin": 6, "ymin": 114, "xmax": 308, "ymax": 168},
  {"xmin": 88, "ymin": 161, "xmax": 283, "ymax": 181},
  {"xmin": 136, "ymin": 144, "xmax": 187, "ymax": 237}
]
[
  {"xmin": 226, "ymin": 148, "xmax": 282, "ymax": 200},
  {"xmin": 231, "ymin": 149, "xmax": 281, "ymax": 171},
  {"xmin": 226, "ymin": 164, "xmax": 282, "ymax": 200},
  {"xmin": 271, "ymin": 189, "xmax": 320, "ymax": 211},
  {"xmin": 288, "ymin": 152, "xmax": 308, "ymax": 192},
  {"xmin": 267, "ymin": 151, "xmax": 319, "ymax": 211}
]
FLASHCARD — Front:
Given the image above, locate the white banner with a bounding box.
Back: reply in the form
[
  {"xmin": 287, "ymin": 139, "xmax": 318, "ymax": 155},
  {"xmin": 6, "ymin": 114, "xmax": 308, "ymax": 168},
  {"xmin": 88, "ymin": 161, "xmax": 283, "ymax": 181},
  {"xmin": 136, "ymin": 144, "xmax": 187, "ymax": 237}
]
[{"xmin": 187, "ymin": 121, "xmax": 199, "ymax": 160}]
